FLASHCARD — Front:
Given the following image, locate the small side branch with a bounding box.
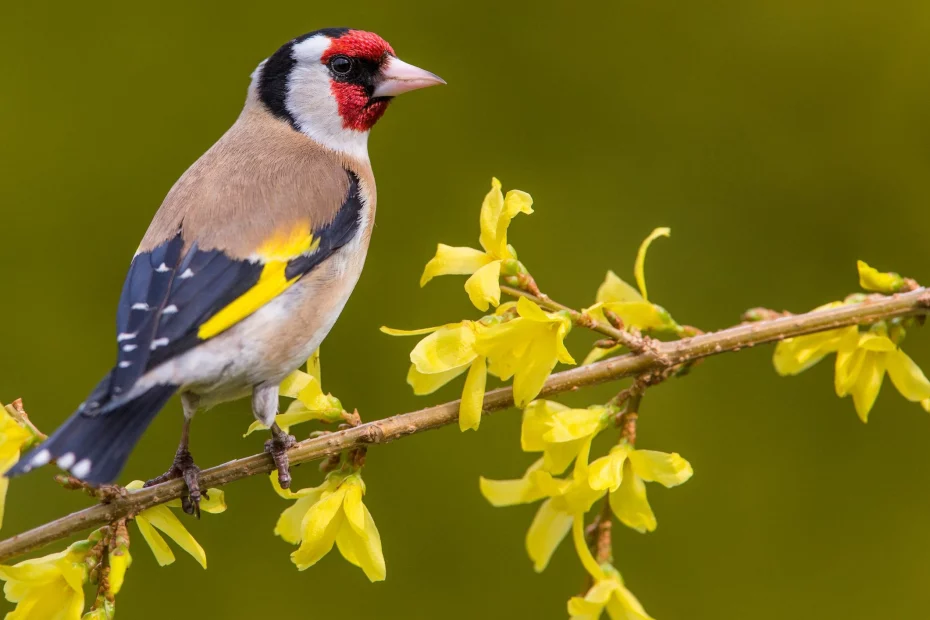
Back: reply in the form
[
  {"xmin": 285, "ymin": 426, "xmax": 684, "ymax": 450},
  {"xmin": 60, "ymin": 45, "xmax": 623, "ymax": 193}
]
[{"xmin": 0, "ymin": 287, "xmax": 926, "ymax": 563}]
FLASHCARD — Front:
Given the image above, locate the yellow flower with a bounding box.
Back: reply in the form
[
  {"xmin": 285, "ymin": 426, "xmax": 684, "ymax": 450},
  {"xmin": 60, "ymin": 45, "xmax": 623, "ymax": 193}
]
[
  {"xmin": 0, "ymin": 407, "xmax": 33, "ymax": 529},
  {"xmin": 0, "ymin": 541, "xmax": 89, "ymax": 619},
  {"xmin": 271, "ymin": 471, "xmax": 385, "ymax": 581},
  {"xmin": 480, "ymin": 442, "xmax": 605, "ymax": 571},
  {"xmin": 476, "ymin": 297, "xmax": 575, "ymax": 407},
  {"xmin": 124, "ymin": 481, "xmax": 226, "ymax": 569},
  {"xmin": 834, "ymin": 328, "xmax": 930, "ymax": 422},
  {"xmin": 589, "ymin": 443, "xmax": 693, "ymax": 533},
  {"xmin": 568, "ymin": 571, "xmax": 654, "ymax": 620},
  {"xmin": 521, "ymin": 400, "xmax": 609, "ymax": 474},
  {"xmin": 420, "ymin": 178, "xmax": 533, "ymax": 311},
  {"xmin": 583, "ymin": 228, "xmax": 680, "ymax": 365},
  {"xmin": 244, "ymin": 351, "xmax": 344, "ymax": 437},
  {"xmin": 773, "ymin": 303, "xmax": 857, "ymax": 376},
  {"xmin": 382, "ymin": 321, "xmax": 488, "ymax": 431},
  {"xmin": 857, "ymin": 260, "xmax": 908, "ymax": 294}
]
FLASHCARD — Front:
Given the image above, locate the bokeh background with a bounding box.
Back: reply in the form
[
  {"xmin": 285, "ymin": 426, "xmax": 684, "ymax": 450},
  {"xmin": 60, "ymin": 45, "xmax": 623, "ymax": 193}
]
[{"xmin": 2, "ymin": 1, "xmax": 930, "ymax": 618}]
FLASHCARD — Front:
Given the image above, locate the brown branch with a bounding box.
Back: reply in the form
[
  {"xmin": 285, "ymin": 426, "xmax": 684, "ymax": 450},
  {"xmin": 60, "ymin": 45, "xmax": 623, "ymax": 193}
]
[{"xmin": 0, "ymin": 287, "xmax": 927, "ymax": 563}]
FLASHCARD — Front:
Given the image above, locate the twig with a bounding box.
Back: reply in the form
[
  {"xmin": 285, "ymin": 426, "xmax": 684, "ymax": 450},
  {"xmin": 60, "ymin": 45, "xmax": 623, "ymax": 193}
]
[
  {"xmin": 0, "ymin": 287, "xmax": 926, "ymax": 563},
  {"xmin": 499, "ymin": 284, "xmax": 653, "ymax": 355}
]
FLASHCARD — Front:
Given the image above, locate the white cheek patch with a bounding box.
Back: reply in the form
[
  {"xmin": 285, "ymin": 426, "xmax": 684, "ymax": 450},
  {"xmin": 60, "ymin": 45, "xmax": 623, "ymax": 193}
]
[{"xmin": 281, "ymin": 36, "xmax": 371, "ymax": 162}]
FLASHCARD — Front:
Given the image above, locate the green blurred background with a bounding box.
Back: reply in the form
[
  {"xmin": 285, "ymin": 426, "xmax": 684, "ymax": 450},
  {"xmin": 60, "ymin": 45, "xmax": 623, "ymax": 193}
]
[{"xmin": 2, "ymin": 1, "xmax": 930, "ymax": 618}]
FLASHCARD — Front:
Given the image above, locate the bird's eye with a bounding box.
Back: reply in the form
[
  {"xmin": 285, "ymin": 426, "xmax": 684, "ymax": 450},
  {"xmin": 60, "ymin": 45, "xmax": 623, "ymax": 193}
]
[{"xmin": 330, "ymin": 56, "xmax": 354, "ymax": 76}]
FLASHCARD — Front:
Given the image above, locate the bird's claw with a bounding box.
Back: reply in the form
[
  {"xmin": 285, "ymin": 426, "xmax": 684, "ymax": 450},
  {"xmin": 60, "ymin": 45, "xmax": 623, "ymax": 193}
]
[
  {"xmin": 144, "ymin": 448, "xmax": 202, "ymax": 518},
  {"xmin": 265, "ymin": 433, "xmax": 296, "ymax": 489}
]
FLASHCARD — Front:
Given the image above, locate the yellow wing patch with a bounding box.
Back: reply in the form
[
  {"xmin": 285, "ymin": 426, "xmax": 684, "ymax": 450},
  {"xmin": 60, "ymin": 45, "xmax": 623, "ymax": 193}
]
[{"xmin": 197, "ymin": 226, "xmax": 320, "ymax": 340}]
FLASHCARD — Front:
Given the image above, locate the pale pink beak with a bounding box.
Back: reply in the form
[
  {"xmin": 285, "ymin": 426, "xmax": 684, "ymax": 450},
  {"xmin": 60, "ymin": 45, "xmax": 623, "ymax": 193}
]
[{"xmin": 372, "ymin": 56, "xmax": 446, "ymax": 98}]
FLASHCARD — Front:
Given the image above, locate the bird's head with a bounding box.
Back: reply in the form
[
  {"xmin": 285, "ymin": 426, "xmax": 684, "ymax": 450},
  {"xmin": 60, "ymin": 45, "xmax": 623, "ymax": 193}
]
[{"xmin": 256, "ymin": 28, "xmax": 444, "ymax": 159}]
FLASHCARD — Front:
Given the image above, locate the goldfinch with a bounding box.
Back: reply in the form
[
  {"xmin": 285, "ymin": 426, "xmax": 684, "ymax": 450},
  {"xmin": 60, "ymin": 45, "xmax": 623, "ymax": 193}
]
[{"xmin": 7, "ymin": 28, "xmax": 444, "ymax": 513}]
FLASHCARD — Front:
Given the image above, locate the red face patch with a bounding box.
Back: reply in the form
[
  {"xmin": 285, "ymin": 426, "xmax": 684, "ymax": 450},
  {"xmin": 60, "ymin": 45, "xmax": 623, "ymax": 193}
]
[
  {"xmin": 321, "ymin": 30, "xmax": 395, "ymax": 64},
  {"xmin": 322, "ymin": 30, "xmax": 395, "ymax": 132}
]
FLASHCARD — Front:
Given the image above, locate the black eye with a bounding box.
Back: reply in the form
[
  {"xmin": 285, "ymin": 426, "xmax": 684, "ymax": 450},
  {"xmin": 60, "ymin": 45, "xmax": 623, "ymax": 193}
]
[{"xmin": 330, "ymin": 55, "xmax": 354, "ymax": 76}]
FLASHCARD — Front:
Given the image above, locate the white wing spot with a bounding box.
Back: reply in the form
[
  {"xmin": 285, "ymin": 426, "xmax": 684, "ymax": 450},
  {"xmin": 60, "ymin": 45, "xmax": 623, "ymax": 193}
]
[
  {"xmin": 131, "ymin": 303, "xmax": 150, "ymax": 311},
  {"xmin": 71, "ymin": 459, "xmax": 92, "ymax": 479},
  {"xmin": 118, "ymin": 361, "xmax": 132, "ymax": 368},
  {"xmin": 155, "ymin": 262, "xmax": 170, "ymax": 273},
  {"xmin": 31, "ymin": 449, "xmax": 52, "ymax": 467},
  {"xmin": 57, "ymin": 453, "xmax": 76, "ymax": 470},
  {"xmin": 117, "ymin": 332, "xmax": 137, "ymax": 342},
  {"xmin": 150, "ymin": 338, "xmax": 170, "ymax": 350},
  {"xmin": 162, "ymin": 305, "xmax": 178, "ymax": 314},
  {"xmin": 179, "ymin": 268, "xmax": 194, "ymax": 279},
  {"xmin": 122, "ymin": 344, "xmax": 138, "ymax": 352}
]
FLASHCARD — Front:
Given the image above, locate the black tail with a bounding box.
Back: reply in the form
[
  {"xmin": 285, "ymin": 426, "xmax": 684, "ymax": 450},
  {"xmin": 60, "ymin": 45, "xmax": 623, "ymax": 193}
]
[{"xmin": 7, "ymin": 383, "xmax": 177, "ymax": 484}]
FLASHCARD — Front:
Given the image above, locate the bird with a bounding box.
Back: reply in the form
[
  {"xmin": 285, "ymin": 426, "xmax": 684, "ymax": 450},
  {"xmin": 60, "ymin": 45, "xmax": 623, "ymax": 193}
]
[{"xmin": 6, "ymin": 28, "xmax": 444, "ymax": 515}]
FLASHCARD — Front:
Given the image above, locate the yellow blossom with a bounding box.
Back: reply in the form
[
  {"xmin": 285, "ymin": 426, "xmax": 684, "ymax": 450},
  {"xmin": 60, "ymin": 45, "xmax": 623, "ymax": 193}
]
[
  {"xmin": 125, "ymin": 481, "xmax": 226, "ymax": 569},
  {"xmin": 480, "ymin": 441, "xmax": 605, "ymax": 572},
  {"xmin": 476, "ymin": 297, "xmax": 575, "ymax": 407},
  {"xmin": 589, "ymin": 443, "xmax": 693, "ymax": 533},
  {"xmin": 271, "ymin": 471, "xmax": 385, "ymax": 581},
  {"xmin": 568, "ymin": 571, "xmax": 654, "ymax": 620},
  {"xmin": 0, "ymin": 407, "xmax": 33, "ymax": 529},
  {"xmin": 420, "ymin": 178, "xmax": 533, "ymax": 311},
  {"xmin": 0, "ymin": 541, "xmax": 90, "ymax": 619},
  {"xmin": 834, "ymin": 327, "xmax": 930, "ymax": 422},
  {"xmin": 857, "ymin": 260, "xmax": 908, "ymax": 294},
  {"xmin": 244, "ymin": 351, "xmax": 344, "ymax": 437},
  {"xmin": 773, "ymin": 303, "xmax": 857, "ymax": 376},
  {"xmin": 381, "ymin": 321, "xmax": 488, "ymax": 431},
  {"xmin": 521, "ymin": 400, "xmax": 609, "ymax": 474},
  {"xmin": 583, "ymin": 228, "xmax": 680, "ymax": 365}
]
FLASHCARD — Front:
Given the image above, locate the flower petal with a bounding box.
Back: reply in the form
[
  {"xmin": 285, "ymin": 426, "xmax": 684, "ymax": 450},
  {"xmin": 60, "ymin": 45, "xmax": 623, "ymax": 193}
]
[
  {"xmin": 133, "ymin": 516, "xmax": 176, "ymax": 566},
  {"xmin": 835, "ymin": 346, "xmax": 866, "ymax": 397},
  {"xmin": 410, "ymin": 323, "xmax": 478, "ymax": 374},
  {"xmin": 107, "ymin": 547, "xmax": 131, "ymax": 595},
  {"xmin": 459, "ymin": 358, "xmax": 487, "ymax": 431},
  {"xmin": 851, "ymin": 352, "xmax": 887, "ymax": 422},
  {"xmin": 628, "ymin": 450, "xmax": 693, "ymax": 488},
  {"xmin": 525, "ymin": 499, "xmax": 573, "ymax": 572},
  {"xmin": 291, "ymin": 487, "xmax": 346, "ymax": 570},
  {"xmin": 886, "ymin": 348, "xmax": 930, "ymax": 402},
  {"xmin": 543, "ymin": 407, "xmax": 606, "ymax": 443},
  {"xmin": 143, "ymin": 506, "xmax": 207, "ymax": 568},
  {"xmin": 464, "ymin": 260, "xmax": 502, "ymax": 311},
  {"xmin": 609, "ymin": 463, "xmax": 657, "ymax": 533},
  {"xmin": 596, "ymin": 271, "xmax": 643, "ymax": 304},
  {"xmin": 857, "ymin": 260, "xmax": 906, "ymax": 293},
  {"xmin": 420, "ymin": 244, "xmax": 492, "ymax": 287},
  {"xmin": 407, "ymin": 363, "xmax": 470, "ymax": 395},
  {"xmin": 335, "ymin": 501, "xmax": 385, "ymax": 582},
  {"xmin": 479, "ymin": 178, "xmax": 505, "ymax": 255},
  {"xmin": 516, "ymin": 296, "xmax": 551, "ymax": 322},
  {"xmin": 634, "ymin": 227, "xmax": 670, "ymax": 301},
  {"xmin": 521, "ymin": 400, "xmax": 569, "ymax": 453},
  {"xmin": 479, "ymin": 460, "xmax": 548, "ymax": 506},
  {"xmin": 589, "ymin": 446, "xmax": 630, "ymax": 492},
  {"xmin": 379, "ymin": 325, "xmax": 446, "ymax": 337}
]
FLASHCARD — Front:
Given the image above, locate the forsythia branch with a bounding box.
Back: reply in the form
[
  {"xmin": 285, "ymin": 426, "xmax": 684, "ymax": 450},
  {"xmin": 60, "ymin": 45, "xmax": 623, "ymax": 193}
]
[{"xmin": 0, "ymin": 287, "xmax": 926, "ymax": 564}]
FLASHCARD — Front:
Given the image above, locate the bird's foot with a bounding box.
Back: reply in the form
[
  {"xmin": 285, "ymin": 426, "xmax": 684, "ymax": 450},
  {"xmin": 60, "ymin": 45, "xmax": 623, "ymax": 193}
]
[
  {"xmin": 144, "ymin": 448, "xmax": 203, "ymax": 518},
  {"xmin": 265, "ymin": 430, "xmax": 296, "ymax": 490}
]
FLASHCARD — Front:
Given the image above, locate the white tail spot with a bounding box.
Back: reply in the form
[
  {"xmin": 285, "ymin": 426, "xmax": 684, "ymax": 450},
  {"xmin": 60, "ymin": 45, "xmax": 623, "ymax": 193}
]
[
  {"xmin": 150, "ymin": 338, "xmax": 170, "ymax": 350},
  {"xmin": 131, "ymin": 303, "xmax": 150, "ymax": 311},
  {"xmin": 118, "ymin": 361, "xmax": 132, "ymax": 368},
  {"xmin": 162, "ymin": 305, "xmax": 178, "ymax": 314},
  {"xmin": 117, "ymin": 332, "xmax": 137, "ymax": 342},
  {"xmin": 122, "ymin": 344, "xmax": 138, "ymax": 352},
  {"xmin": 155, "ymin": 262, "xmax": 170, "ymax": 273},
  {"xmin": 57, "ymin": 453, "xmax": 76, "ymax": 470},
  {"xmin": 31, "ymin": 449, "xmax": 52, "ymax": 467},
  {"xmin": 179, "ymin": 268, "xmax": 194, "ymax": 279},
  {"xmin": 71, "ymin": 459, "xmax": 92, "ymax": 479}
]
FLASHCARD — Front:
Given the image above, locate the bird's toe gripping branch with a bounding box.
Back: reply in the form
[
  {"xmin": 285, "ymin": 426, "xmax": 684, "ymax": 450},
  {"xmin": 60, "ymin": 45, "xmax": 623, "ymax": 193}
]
[
  {"xmin": 265, "ymin": 423, "xmax": 296, "ymax": 489},
  {"xmin": 144, "ymin": 447, "xmax": 203, "ymax": 518}
]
